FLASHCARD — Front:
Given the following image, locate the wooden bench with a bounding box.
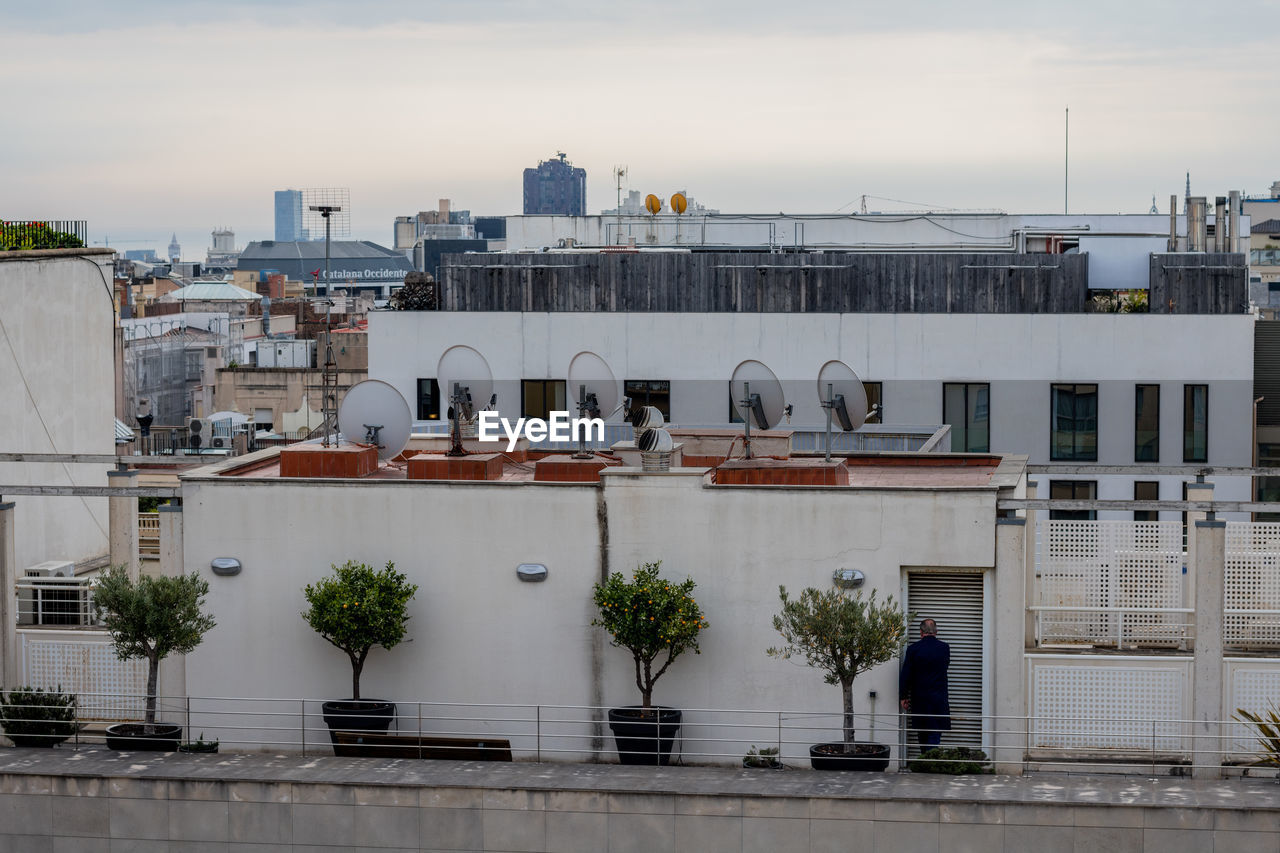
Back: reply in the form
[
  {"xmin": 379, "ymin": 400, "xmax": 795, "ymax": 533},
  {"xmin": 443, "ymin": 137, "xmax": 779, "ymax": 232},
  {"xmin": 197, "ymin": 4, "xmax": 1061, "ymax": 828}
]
[{"xmin": 331, "ymin": 731, "xmax": 513, "ymax": 761}]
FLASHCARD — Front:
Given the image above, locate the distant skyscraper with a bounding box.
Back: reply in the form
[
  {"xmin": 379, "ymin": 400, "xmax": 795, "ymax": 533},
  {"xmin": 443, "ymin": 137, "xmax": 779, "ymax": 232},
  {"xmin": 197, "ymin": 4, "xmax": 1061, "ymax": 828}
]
[
  {"xmin": 275, "ymin": 190, "xmax": 303, "ymax": 241},
  {"xmin": 523, "ymin": 152, "xmax": 586, "ymax": 216}
]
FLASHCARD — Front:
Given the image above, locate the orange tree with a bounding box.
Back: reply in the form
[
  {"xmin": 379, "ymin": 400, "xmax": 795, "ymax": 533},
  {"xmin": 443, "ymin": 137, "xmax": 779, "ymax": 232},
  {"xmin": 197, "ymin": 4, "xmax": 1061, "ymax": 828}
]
[
  {"xmin": 302, "ymin": 560, "xmax": 418, "ymax": 700},
  {"xmin": 768, "ymin": 585, "xmax": 907, "ymax": 747},
  {"xmin": 592, "ymin": 562, "xmax": 708, "ymax": 708}
]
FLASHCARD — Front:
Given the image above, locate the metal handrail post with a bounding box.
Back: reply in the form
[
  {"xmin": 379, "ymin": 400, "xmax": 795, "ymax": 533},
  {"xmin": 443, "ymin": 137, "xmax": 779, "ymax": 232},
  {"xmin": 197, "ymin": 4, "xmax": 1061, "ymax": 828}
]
[
  {"xmin": 300, "ymin": 699, "xmax": 306, "ymax": 757},
  {"xmin": 536, "ymin": 705, "xmax": 542, "ymax": 763}
]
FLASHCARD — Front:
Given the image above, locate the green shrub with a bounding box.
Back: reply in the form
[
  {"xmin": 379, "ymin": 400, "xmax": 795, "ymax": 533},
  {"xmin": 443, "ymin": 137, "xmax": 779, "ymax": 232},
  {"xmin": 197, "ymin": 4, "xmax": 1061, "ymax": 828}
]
[
  {"xmin": 907, "ymin": 746, "xmax": 993, "ymax": 774},
  {"xmin": 1236, "ymin": 706, "xmax": 1280, "ymax": 767},
  {"xmin": 302, "ymin": 560, "xmax": 418, "ymax": 700},
  {"xmin": 592, "ymin": 561, "xmax": 708, "ymax": 708},
  {"xmin": 0, "ymin": 687, "xmax": 80, "ymax": 746},
  {"xmin": 0, "ymin": 222, "xmax": 85, "ymax": 250},
  {"xmin": 743, "ymin": 745, "xmax": 782, "ymax": 768}
]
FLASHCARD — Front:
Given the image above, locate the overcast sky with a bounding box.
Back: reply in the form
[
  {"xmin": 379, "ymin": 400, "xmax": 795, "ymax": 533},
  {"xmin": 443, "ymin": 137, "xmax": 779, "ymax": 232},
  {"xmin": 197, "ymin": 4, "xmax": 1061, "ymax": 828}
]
[{"xmin": 4, "ymin": 0, "xmax": 1277, "ymax": 257}]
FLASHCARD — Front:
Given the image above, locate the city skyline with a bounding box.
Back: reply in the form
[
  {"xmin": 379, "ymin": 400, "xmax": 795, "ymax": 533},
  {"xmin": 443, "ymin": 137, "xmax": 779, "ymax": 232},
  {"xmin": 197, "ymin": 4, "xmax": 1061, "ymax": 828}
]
[{"xmin": 4, "ymin": 0, "xmax": 1278, "ymax": 255}]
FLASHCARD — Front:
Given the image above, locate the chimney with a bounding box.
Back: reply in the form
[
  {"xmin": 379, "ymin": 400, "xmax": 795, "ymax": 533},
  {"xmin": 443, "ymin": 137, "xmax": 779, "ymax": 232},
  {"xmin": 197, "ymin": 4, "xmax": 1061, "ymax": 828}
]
[
  {"xmin": 1214, "ymin": 196, "xmax": 1227, "ymax": 253},
  {"xmin": 1229, "ymin": 190, "xmax": 1241, "ymax": 254},
  {"xmin": 1188, "ymin": 197, "xmax": 1207, "ymax": 252},
  {"xmin": 1169, "ymin": 195, "xmax": 1178, "ymax": 252}
]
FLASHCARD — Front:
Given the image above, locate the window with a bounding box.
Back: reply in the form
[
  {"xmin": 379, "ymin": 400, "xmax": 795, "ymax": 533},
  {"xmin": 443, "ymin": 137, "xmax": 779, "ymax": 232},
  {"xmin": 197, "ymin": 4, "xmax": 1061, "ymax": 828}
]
[
  {"xmin": 522, "ymin": 380, "xmax": 566, "ymax": 421},
  {"xmin": 1134, "ymin": 481, "xmax": 1159, "ymax": 522},
  {"xmin": 1050, "ymin": 384, "xmax": 1098, "ymax": 461},
  {"xmin": 943, "ymin": 383, "xmax": 990, "ymax": 452},
  {"xmin": 624, "ymin": 380, "xmax": 670, "ymax": 420},
  {"xmin": 1134, "ymin": 385, "xmax": 1159, "ymax": 462},
  {"xmin": 416, "ymin": 378, "xmax": 440, "ymax": 421},
  {"xmin": 1050, "ymin": 480, "xmax": 1097, "ymax": 521},
  {"xmin": 1183, "ymin": 384, "xmax": 1208, "ymax": 463},
  {"xmin": 864, "ymin": 382, "xmax": 883, "ymax": 425}
]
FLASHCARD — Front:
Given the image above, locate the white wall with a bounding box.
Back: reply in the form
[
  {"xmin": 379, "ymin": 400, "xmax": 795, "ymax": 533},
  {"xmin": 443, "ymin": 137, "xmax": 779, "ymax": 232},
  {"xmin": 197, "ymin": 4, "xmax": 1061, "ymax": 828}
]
[
  {"xmin": 0, "ymin": 252, "xmax": 115, "ymax": 569},
  {"xmin": 180, "ymin": 463, "xmax": 1005, "ymax": 763}
]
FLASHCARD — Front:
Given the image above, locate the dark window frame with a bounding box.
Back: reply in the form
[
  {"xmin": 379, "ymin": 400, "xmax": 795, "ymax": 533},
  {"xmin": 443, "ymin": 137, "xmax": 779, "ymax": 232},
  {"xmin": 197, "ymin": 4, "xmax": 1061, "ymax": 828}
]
[
  {"xmin": 863, "ymin": 382, "xmax": 883, "ymax": 425},
  {"xmin": 1134, "ymin": 384, "xmax": 1160, "ymax": 462},
  {"xmin": 1134, "ymin": 480, "xmax": 1159, "ymax": 522},
  {"xmin": 416, "ymin": 378, "xmax": 440, "ymax": 421},
  {"xmin": 943, "ymin": 382, "xmax": 991, "ymax": 453},
  {"xmin": 1183, "ymin": 384, "xmax": 1208, "ymax": 463},
  {"xmin": 521, "ymin": 379, "xmax": 567, "ymax": 422},
  {"xmin": 1050, "ymin": 383, "xmax": 1099, "ymax": 461},
  {"xmin": 1049, "ymin": 479, "xmax": 1098, "ymax": 520},
  {"xmin": 624, "ymin": 380, "xmax": 671, "ymax": 420}
]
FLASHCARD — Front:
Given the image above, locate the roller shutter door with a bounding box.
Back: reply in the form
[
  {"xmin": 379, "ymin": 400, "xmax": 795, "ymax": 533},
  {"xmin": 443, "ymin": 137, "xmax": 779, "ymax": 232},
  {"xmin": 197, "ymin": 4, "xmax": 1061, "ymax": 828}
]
[{"xmin": 905, "ymin": 572, "xmax": 985, "ymax": 754}]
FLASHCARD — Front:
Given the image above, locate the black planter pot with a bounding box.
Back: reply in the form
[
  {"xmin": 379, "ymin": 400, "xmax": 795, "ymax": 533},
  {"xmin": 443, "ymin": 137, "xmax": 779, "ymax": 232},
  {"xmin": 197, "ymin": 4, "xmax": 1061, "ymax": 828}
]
[
  {"xmin": 321, "ymin": 700, "xmax": 396, "ymax": 746},
  {"xmin": 809, "ymin": 742, "xmax": 891, "ymax": 772},
  {"xmin": 607, "ymin": 707, "xmax": 682, "ymax": 766},
  {"xmin": 105, "ymin": 723, "xmax": 183, "ymax": 752}
]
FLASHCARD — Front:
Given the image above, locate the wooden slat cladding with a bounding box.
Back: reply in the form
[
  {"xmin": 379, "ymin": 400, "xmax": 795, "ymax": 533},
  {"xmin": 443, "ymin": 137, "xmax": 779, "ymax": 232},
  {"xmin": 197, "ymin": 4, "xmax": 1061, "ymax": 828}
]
[
  {"xmin": 1149, "ymin": 253, "xmax": 1248, "ymax": 315},
  {"xmin": 1255, "ymin": 322, "xmax": 1280, "ymax": 426},
  {"xmin": 441, "ymin": 252, "xmax": 1091, "ymax": 313}
]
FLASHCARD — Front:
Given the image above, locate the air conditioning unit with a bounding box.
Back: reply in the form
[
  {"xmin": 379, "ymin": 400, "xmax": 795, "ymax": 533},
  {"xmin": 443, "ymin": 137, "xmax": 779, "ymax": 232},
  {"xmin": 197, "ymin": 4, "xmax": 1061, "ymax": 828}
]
[
  {"xmin": 25, "ymin": 560, "xmax": 75, "ymax": 578},
  {"xmin": 211, "ymin": 436, "xmax": 227, "ymax": 449},
  {"xmin": 19, "ymin": 561, "xmax": 89, "ymax": 626}
]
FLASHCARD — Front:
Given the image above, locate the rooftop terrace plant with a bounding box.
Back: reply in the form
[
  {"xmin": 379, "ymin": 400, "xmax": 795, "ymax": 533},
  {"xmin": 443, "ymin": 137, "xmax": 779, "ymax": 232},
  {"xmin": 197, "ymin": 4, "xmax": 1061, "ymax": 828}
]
[
  {"xmin": 302, "ymin": 560, "xmax": 418, "ymax": 700},
  {"xmin": 592, "ymin": 561, "xmax": 708, "ymax": 708}
]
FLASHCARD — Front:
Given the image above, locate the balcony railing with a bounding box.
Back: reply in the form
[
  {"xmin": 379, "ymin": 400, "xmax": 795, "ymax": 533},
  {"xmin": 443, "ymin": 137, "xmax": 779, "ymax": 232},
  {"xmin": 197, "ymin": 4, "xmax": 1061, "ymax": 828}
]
[{"xmin": 1, "ymin": 220, "xmax": 88, "ymax": 250}]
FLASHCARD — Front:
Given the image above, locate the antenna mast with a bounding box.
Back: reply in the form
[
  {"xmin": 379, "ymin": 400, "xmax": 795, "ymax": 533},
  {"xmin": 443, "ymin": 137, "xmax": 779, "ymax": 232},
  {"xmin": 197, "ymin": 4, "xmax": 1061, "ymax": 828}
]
[
  {"xmin": 309, "ymin": 204, "xmax": 341, "ymax": 447},
  {"xmin": 613, "ymin": 166, "xmax": 627, "ymax": 245},
  {"xmin": 1064, "ymin": 106, "xmax": 1069, "ymax": 215}
]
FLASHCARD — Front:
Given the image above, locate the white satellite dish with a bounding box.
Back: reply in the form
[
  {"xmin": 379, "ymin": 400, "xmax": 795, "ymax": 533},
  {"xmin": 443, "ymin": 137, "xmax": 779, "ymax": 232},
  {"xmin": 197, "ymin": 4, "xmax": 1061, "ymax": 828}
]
[
  {"xmin": 436, "ymin": 345, "xmax": 495, "ymax": 456},
  {"xmin": 338, "ymin": 379, "xmax": 412, "ymax": 461},
  {"xmin": 730, "ymin": 359, "xmax": 786, "ymax": 460},
  {"xmin": 567, "ymin": 351, "xmax": 620, "ymax": 422},
  {"xmin": 817, "ymin": 360, "xmax": 869, "ymax": 461},
  {"xmin": 730, "ymin": 360, "xmax": 785, "ymax": 430}
]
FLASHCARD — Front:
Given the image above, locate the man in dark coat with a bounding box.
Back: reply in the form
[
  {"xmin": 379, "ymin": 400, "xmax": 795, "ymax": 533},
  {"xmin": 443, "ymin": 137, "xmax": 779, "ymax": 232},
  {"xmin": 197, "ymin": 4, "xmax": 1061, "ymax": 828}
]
[{"xmin": 899, "ymin": 618, "xmax": 951, "ymax": 747}]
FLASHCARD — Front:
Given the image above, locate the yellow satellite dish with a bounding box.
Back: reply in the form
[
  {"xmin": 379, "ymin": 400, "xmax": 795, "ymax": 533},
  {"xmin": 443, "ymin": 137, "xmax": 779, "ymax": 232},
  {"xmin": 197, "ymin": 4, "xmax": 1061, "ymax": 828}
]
[
  {"xmin": 670, "ymin": 193, "xmax": 687, "ymax": 215},
  {"xmin": 644, "ymin": 194, "xmax": 662, "ymax": 215}
]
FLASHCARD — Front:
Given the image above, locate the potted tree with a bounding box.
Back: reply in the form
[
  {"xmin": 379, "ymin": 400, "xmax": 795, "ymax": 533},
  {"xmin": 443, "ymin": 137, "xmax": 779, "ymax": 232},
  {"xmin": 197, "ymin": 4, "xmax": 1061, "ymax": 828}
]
[
  {"xmin": 591, "ymin": 561, "xmax": 708, "ymax": 765},
  {"xmin": 768, "ymin": 585, "xmax": 907, "ymax": 771},
  {"xmin": 302, "ymin": 560, "xmax": 418, "ymax": 743},
  {"xmin": 0, "ymin": 687, "xmax": 80, "ymax": 747},
  {"xmin": 94, "ymin": 566, "xmax": 216, "ymax": 751}
]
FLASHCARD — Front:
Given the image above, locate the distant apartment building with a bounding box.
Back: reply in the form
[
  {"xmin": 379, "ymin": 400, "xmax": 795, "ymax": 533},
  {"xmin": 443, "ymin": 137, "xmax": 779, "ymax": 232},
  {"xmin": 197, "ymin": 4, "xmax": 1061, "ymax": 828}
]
[
  {"xmin": 274, "ymin": 190, "xmax": 303, "ymax": 242},
  {"xmin": 522, "ymin": 152, "xmax": 586, "ymax": 216}
]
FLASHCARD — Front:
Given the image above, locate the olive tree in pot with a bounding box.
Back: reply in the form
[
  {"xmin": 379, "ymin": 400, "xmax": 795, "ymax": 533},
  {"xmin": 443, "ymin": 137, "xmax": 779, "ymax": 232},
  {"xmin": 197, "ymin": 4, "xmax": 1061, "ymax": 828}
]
[
  {"xmin": 592, "ymin": 561, "xmax": 707, "ymax": 765},
  {"xmin": 768, "ymin": 585, "xmax": 906, "ymax": 771},
  {"xmin": 302, "ymin": 560, "xmax": 418, "ymax": 744},
  {"xmin": 94, "ymin": 566, "xmax": 216, "ymax": 752}
]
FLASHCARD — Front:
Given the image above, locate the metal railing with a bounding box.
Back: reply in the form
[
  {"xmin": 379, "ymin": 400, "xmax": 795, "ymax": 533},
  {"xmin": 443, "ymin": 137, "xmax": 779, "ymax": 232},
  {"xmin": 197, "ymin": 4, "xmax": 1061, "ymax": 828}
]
[
  {"xmin": 3, "ymin": 692, "xmax": 1277, "ymax": 776},
  {"xmin": 138, "ymin": 513, "xmax": 160, "ymax": 558},
  {"xmin": 1030, "ymin": 605, "xmax": 1195, "ymax": 648},
  {"xmin": 0, "ymin": 220, "xmax": 87, "ymax": 250}
]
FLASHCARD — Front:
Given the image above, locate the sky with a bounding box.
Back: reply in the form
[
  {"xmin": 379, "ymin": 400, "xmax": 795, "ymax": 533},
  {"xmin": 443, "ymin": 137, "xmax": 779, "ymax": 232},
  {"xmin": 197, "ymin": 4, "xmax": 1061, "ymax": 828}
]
[{"xmin": 3, "ymin": 0, "xmax": 1278, "ymax": 258}]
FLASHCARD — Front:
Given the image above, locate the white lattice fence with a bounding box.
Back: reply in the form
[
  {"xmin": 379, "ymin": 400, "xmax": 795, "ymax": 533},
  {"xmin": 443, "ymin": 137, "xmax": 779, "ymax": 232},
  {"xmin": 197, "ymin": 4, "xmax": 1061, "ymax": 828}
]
[
  {"xmin": 1037, "ymin": 520, "xmax": 1184, "ymax": 646},
  {"xmin": 1227, "ymin": 660, "xmax": 1280, "ymax": 759},
  {"xmin": 1225, "ymin": 522, "xmax": 1280, "ymax": 649},
  {"xmin": 1028, "ymin": 655, "xmax": 1190, "ymax": 752},
  {"xmin": 19, "ymin": 630, "xmax": 147, "ymax": 721}
]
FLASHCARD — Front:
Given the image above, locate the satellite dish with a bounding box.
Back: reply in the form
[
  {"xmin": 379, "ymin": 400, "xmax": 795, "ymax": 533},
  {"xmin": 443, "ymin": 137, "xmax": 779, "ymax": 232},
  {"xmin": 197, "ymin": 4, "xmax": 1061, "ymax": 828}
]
[
  {"xmin": 645, "ymin": 193, "xmax": 662, "ymax": 215},
  {"xmin": 730, "ymin": 360, "xmax": 785, "ymax": 430},
  {"xmin": 817, "ymin": 360, "xmax": 869, "ymax": 432},
  {"xmin": 670, "ymin": 192, "xmax": 688, "ymax": 215},
  {"xmin": 338, "ymin": 379, "xmax": 412, "ymax": 461},
  {"xmin": 437, "ymin": 345, "xmax": 494, "ymax": 456},
  {"xmin": 567, "ymin": 351, "xmax": 619, "ymax": 422}
]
